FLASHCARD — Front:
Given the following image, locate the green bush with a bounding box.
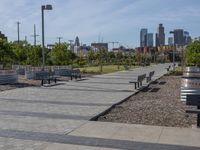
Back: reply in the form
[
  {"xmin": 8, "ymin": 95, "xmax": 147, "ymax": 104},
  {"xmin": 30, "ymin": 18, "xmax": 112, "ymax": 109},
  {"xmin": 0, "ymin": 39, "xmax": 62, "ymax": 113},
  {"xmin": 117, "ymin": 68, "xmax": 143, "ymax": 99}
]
[{"xmin": 185, "ymin": 40, "xmax": 200, "ymax": 66}]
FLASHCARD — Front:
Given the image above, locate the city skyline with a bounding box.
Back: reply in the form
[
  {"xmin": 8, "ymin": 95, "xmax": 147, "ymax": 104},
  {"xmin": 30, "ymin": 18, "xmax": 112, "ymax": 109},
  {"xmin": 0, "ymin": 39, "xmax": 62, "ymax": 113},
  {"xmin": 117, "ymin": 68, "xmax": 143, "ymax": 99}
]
[{"xmin": 0, "ymin": 0, "xmax": 200, "ymax": 47}]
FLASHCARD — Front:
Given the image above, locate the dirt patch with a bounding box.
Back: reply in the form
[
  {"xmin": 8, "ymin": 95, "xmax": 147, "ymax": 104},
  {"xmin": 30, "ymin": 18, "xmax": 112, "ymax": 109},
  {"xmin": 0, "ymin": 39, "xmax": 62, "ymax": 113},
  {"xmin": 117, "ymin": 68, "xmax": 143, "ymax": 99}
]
[{"xmin": 97, "ymin": 76, "xmax": 196, "ymax": 128}]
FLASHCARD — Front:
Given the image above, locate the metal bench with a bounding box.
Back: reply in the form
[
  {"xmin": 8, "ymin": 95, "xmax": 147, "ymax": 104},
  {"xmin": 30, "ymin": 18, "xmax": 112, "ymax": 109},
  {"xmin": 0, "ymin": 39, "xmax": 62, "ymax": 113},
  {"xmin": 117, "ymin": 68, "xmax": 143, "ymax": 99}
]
[
  {"xmin": 165, "ymin": 65, "xmax": 171, "ymax": 72},
  {"xmin": 32, "ymin": 71, "xmax": 57, "ymax": 86},
  {"xmin": 146, "ymin": 71, "xmax": 155, "ymax": 83},
  {"xmin": 129, "ymin": 74, "xmax": 146, "ymax": 89},
  {"xmin": 186, "ymin": 95, "xmax": 200, "ymax": 127},
  {"xmin": 124, "ymin": 65, "xmax": 130, "ymax": 70},
  {"xmin": 54, "ymin": 69, "xmax": 81, "ymax": 80}
]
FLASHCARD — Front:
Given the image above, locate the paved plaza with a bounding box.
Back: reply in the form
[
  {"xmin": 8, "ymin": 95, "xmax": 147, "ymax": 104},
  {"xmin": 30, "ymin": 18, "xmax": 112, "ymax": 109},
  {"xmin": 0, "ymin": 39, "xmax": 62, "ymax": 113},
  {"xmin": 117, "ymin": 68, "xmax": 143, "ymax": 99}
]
[{"xmin": 1, "ymin": 63, "xmax": 197, "ymax": 150}]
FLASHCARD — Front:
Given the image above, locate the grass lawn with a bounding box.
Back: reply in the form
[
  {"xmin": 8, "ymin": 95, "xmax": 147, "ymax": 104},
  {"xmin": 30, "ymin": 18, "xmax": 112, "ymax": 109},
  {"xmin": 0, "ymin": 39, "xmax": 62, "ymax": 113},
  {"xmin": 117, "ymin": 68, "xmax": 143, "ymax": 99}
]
[{"xmin": 79, "ymin": 65, "xmax": 137, "ymax": 74}]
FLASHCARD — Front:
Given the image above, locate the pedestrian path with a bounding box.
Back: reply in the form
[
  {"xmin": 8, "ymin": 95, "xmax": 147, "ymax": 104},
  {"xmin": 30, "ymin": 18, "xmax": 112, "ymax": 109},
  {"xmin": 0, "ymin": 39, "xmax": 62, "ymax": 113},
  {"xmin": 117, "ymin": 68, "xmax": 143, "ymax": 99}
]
[
  {"xmin": 0, "ymin": 64, "xmax": 171, "ymax": 149},
  {"xmin": 44, "ymin": 121, "xmax": 200, "ymax": 150}
]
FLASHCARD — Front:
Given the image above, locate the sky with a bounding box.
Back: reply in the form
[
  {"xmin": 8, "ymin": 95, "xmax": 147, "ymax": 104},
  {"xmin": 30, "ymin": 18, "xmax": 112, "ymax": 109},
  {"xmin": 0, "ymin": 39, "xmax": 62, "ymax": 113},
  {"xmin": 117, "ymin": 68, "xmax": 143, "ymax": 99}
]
[{"xmin": 0, "ymin": 0, "xmax": 200, "ymax": 48}]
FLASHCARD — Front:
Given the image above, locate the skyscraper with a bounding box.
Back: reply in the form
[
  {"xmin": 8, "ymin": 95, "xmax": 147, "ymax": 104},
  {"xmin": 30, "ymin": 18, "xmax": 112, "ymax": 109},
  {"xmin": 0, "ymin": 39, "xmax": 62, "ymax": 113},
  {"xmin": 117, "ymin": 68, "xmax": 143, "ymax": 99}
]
[
  {"xmin": 184, "ymin": 31, "xmax": 192, "ymax": 45},
  {"xmin": 146, "ymin": 33, "xmax": 153, "ymax": 47},
  {"xmin": 173, "ymin": 29, "xmax": 184, "ymax": 45},
  {"xmin": 156, "ymin": 24, "xmax": 165, "ymax": 46},
  {"xmin": 140, "ymin": 28, "xmax": 147, "ymax": 47},
  {"xmin": 74, "ymin": 36, "xmax": 80, "ymax": 46}
]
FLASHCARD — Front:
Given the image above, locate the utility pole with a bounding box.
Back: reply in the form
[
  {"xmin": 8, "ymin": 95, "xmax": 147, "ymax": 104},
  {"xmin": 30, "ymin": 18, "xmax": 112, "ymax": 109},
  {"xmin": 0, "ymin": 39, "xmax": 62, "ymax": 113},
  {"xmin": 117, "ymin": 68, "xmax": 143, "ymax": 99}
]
[
  {"xmin": 31, "ymin": 24, "xmax": 39, "ymax": 46},
  {"xmin": 170, "ymin": 31, "xmax": 175, "ymax": 71},
  {"xmin": 57, "ymin": 37, "xmax": 63, "ymax": 44},
  {"xmin": 16, "ymin": 21, "xmax": 21, "ymax": 43}
]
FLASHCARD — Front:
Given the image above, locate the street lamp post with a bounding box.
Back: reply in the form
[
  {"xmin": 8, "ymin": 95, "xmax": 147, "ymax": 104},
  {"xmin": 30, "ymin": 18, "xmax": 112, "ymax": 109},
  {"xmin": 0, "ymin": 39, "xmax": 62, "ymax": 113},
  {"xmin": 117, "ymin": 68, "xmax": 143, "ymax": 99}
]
[
  {"xmin": 16, "ymin": 21, "xmax": 21, "ymax": 43},
  {"xmin": 170, "ymin": 31, "xmax": 175, "ymax": 71},
  {"xmin": 41, "ymin": 4, "xmax": 52, "ymax": 69}
]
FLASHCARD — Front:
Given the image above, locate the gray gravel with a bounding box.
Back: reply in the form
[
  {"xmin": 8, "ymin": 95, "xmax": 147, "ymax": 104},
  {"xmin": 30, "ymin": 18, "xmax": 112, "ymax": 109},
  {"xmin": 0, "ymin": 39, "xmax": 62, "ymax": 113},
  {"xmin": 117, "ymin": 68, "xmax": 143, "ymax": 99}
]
[{"xmin": 98, "ymin": 76, "xmax": 197, "ymax": 127}]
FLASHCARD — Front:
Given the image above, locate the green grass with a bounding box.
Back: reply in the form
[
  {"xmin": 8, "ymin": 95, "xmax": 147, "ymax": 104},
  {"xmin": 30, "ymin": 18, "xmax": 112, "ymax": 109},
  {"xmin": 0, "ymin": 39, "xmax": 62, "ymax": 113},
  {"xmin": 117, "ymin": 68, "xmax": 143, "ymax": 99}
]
[{"xmin": 79, "ymin": 65, "xmax": 137, "ymax": 74}]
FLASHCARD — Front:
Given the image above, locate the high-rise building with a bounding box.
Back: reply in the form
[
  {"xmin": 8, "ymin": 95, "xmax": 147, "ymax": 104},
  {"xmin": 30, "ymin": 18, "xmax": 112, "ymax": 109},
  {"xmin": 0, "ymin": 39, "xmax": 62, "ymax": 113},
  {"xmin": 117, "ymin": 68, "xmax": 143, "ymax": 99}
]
[
  {"xmin": 156, "ymin": 24, "xmax": 165, "ymax": 46},
  {"xmin": 74, "ymin": 36, "xmax": 80, "ymax": 46},
  {"xmin": 173, "ymin": 29, "xmax": 184, "ymax": 45},
  {"xmin": 184, "ymin": 31, "xmax": 192, "ymax": 45},
  {"xmin": 146, "ymin": 33, "xmax": 153, "ymax": 47},
  {"xmin": 140, "ymin": 28, "xmax": 147, "ymax": 47}
]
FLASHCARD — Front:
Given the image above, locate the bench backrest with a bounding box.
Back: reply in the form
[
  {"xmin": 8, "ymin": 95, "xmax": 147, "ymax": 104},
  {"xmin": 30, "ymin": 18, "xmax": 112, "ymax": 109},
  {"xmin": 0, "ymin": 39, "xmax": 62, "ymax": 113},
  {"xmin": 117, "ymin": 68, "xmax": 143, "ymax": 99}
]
[
  {"xmin": 138, "ymin": 74, "xmax": 146, "ymax": 81},
  {"xmin": 149, "ymin": 71, "xmax": 155, "ymax": 77},
  {"xmin": 186, "ymin": 95, "xmax": 200, "ymax": 106},
  {"xmin": 35, "ymin": 71, "xmax": 50, "ymax": 80}
]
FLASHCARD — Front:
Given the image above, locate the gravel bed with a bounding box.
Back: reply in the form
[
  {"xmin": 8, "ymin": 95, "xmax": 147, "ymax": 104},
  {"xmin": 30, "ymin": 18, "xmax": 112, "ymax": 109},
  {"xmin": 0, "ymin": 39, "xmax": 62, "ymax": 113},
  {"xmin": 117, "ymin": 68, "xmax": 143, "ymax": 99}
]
[{"xmin": 98, "ymin": 76, "xmax": 197, "ymax": 128}]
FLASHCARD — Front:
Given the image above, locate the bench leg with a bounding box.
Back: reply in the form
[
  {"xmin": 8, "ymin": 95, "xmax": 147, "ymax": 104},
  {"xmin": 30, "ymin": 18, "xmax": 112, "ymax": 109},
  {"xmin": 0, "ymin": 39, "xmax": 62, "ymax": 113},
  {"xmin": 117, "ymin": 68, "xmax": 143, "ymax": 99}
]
[
  {"xmin": 138, "ymin": 82, "xmax": 140, "ymax": 88},
  {"xmin": 55, "ymin": 78, "xmax": 57, "ymax": 83},
  {"xmin": 198, "ymin": 106, "xmax": 200, "ymax": 127},
  {"xmin": 41, "ymin": 80, "xmax": 44, "ymax": 86},
  {"xmin": 134, "ymin": 83, "xmax": 137, "ymax": 89},
  {"xmin": 71, "ymin": 76, "xmax": 73, "ymax": 80},
  {"xmin": 48, "ymin": 79, "xmax": 50, "ymax": 84}
]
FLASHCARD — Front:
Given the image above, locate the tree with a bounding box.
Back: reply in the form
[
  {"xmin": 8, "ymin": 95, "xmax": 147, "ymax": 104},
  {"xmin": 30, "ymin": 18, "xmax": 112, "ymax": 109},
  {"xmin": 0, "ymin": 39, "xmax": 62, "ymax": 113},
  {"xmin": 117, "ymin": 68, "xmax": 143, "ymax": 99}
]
[
  {"xmin": 51, "ymin": 43, "xmax": 76, "ymax": 65},
  {"xmin": 0, "ymin": 39, "xmax": 14, "ymax": 66},
  {"xmin": 27, "ymin": 45, "xmax": 43, "ymax": 66},
  {"xmin": 11, "ymin": 42, "xmax": 29, "ymax": 65},
  {"xmin": 185, "ymin": 40, "xmax": 200, "ymax": 66}
]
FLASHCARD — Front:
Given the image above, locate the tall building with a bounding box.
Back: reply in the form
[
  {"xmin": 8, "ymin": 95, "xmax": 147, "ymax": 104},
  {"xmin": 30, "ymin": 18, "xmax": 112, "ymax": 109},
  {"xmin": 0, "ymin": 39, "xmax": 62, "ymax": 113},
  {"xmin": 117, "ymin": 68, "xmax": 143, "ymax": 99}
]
[
  {"xmin": 140, "ymin": 28, "xmax": 148, "ymax": 47},
  {"xmin": 184, "ymin": 31, "xmax": 192, "ymax": 45},
  {"xmin": 168, "ymin": 37, "xmax": 173, "ymax": 45},
  {"xmin": 173, "ymin": 29, "xmax": 184, "ymax": 45},
  {"xmin": 156, "ymin": 24, "xmax": 165, "ymax": 46},
  {"xmin": 74, "ymin": 36, "xmax": 80, "ymax": 46},
  {"xmin": 146, "ymin": 33, "xmax": 153, "ymax": 47}
]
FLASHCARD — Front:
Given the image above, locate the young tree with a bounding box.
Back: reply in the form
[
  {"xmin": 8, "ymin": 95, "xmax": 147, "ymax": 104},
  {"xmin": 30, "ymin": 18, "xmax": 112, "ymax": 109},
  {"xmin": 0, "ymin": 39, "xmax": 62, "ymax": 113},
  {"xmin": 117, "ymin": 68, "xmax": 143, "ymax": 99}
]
[
  {"xmin": 185, "ymin": 40, "xmax": 200, "ymax": 66},
  {"xmin": 0, "ymin": 39, "xmax": 14, "ymax": 66},
  {"xmin": 51, "ymin": 43, "xmax": 76, "ymax": 65}
]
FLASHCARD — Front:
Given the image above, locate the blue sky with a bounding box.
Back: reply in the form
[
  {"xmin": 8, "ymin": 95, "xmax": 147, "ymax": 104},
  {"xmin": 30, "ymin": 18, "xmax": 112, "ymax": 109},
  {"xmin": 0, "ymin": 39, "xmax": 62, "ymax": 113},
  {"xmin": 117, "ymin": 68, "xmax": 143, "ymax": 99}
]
[{"xmin": 0, "ymin": 0, "xmax": 200, "ymax": 48}]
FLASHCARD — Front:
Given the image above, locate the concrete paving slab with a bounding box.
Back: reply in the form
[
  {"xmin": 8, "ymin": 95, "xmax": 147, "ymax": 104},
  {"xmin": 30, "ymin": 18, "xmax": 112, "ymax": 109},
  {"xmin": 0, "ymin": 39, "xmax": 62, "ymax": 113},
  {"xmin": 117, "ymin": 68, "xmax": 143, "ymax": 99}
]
[
  {"xmin": 159, "ymin": 127, "xmax": 200, "ymax": 147},
  {"xmin": 69, "ymin": 121, "xmax": 200, "ymax": 148},
  {"xmin": 69, "ymin": 122, "xmax": 163, "ymax": 143}
]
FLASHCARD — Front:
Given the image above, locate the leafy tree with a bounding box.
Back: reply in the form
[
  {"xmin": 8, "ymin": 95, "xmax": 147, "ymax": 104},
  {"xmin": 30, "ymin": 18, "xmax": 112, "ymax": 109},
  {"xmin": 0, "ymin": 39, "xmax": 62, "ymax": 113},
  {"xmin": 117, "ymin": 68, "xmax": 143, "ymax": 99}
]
[
  {"xmin": 0, "ymin": 39, "xmax": 14, "ymax": 66},
  {"xmin": 27, "ymin": 45, "xmax": 43, "ymax": 66},
  {"xmin": 185, "ymin": 40, "xmax": 200, "ymax": 66},
  {"xmin": 51, "ymin": 43, "xmax": 76, "ymax": 65},
  {"xmin": 11, "ymin": 42, "xmax": 29, "ymax": 65}
]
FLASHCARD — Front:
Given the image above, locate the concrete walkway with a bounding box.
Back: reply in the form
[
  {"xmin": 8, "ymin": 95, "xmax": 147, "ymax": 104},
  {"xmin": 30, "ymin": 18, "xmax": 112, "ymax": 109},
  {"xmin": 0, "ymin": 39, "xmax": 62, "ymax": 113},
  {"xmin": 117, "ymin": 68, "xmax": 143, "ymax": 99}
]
[
  {"xmin": 0, "ymin": 64, "xmax": 173, "ymax": 149},
  {"xmin": 45, "ymin": 121, "xmax": 200, "ymax": 150}
]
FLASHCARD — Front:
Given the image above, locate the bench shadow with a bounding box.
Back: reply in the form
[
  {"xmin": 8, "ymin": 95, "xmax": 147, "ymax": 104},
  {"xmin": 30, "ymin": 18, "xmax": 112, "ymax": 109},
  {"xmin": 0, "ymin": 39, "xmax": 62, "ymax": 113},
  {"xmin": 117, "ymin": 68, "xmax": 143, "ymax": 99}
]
[
  {"xmin": 150, "ymin": 88, "xmax": 160, "ymax": 92},
  {"xmin": 159, "ymin": 81, "xmax": 166, "ymax": 85},
  {"xmin": 141, "ymin": 87, "xmax": 152, "ymax": 92}
]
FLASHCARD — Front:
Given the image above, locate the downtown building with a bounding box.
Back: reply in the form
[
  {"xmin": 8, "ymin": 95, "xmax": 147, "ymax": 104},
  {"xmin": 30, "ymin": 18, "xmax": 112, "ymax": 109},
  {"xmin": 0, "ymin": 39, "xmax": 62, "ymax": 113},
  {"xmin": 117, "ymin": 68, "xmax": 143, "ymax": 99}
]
[
  {"xmin": 140, "ymin": 29, "xmax": 153, "ymax": 47},
  {"xmin": 140, "ymin": 28, "xmax": 148, "ymax": 47},
  {"xmin": 171, "ymin": 29, "xmax": 192, "ymax": 46},
  {"xmin": 156, "ymin": 24, "xmax": 165, "ymax": 46}
]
